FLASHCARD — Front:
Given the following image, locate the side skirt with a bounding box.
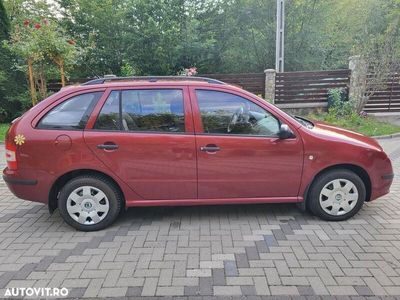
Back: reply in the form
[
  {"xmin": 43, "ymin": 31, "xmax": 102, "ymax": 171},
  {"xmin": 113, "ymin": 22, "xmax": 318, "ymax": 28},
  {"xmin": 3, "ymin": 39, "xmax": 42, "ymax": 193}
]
[{"xmin": 126, "ymin": 196, "xmax": 301, "ymax": 207}]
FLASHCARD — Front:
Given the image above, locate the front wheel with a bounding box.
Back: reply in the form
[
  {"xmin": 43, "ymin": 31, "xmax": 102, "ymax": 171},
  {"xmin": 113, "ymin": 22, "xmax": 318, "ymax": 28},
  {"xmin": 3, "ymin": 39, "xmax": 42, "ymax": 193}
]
[
  {"xmin": 308, "ymin": 169, "xmax": 366, "ymax": 221},
  {"xmin": 58, "ymin": 175, "xmax": 122, "ymax": 231}
]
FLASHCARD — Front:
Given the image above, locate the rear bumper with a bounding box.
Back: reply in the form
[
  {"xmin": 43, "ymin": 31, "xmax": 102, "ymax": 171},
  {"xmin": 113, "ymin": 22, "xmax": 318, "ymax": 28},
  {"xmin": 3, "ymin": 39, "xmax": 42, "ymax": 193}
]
[
  {"xmin": 3, "ymin": 168, "xmax": 53, "ymax": 204},
  {"xmin": 3, "ymin": 175, "xmax": 37, "ymax": 186}
]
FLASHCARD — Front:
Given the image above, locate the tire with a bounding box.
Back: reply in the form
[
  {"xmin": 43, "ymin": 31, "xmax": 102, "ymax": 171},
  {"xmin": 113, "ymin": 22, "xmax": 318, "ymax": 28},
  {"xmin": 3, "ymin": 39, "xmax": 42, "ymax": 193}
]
[
  {"xmin": 58, "ymin": 175, "xmax": 122, "ymax": 231},
  {"xmin": 308, "ymin": 169, "xmax": 366, "ymax": 221}
]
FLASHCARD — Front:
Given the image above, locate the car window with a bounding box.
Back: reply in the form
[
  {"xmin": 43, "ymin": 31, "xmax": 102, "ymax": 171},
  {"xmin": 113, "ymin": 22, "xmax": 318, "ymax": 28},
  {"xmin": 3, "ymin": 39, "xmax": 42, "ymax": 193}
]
[
  {"xmin": 94, "ymin": 91, "xmax": 120, "ymax": 130},
  {"xmin": 37, "ymin": 92, "xmax": 103, "ymax": 129},
  {"xmin": 95, "ymin": 89, "xmax": 185, "ymax": 133},
  {"xmin": 196, "ymin": 90, "xmax": 280, "ymax": 136}
]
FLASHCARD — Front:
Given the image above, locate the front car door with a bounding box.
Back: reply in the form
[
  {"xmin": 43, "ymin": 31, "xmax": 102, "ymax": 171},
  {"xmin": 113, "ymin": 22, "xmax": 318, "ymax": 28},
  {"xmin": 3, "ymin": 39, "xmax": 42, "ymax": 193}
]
[
  {"xmin": 190, "ymin": 87, "xmax": 304, "ymax": 201},
  {"xmin": 84, "ymin": 86, "xmax": 197, "ymax": 201}
]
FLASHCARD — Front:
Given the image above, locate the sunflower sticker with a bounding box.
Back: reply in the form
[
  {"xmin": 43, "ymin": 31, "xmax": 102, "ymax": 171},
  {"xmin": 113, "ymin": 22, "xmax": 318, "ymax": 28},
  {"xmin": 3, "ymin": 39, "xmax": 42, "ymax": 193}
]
[{"xmin": 14, "ymin": 134, "xmax": 26, "ymax": 146}]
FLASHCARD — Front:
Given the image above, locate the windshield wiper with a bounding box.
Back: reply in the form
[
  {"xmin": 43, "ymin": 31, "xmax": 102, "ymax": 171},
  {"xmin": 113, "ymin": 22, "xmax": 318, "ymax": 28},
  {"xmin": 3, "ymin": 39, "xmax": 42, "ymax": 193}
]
[{"xmin": 293, "ymin": 116, "xmax": 314, "ymax": 129}]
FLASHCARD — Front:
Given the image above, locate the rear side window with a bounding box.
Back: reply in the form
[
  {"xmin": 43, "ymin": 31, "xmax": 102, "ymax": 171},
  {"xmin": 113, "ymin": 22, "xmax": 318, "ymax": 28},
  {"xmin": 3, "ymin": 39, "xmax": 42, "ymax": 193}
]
[
  {"xmin": 37, "ymin": 92, "xmax": 103, "ymax": 129},
  {"xmin": 94, "ymin": 91, "xmax": 120, "ymax": 130},
  {"xmin": 94, "ymin": 89, "xmax": 185, "ymax": 133}
]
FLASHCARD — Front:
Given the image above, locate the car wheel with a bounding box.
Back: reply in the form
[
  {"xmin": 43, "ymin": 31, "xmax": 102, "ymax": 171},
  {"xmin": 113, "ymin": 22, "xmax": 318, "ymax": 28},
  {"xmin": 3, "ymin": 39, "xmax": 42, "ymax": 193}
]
[
  {"xmin": 308, "ymin": 169, "xmax": 366, "ymax": 221},
  {"xmin": 58, "ymin": 175, "xmax": 122, "ymax": 231}
]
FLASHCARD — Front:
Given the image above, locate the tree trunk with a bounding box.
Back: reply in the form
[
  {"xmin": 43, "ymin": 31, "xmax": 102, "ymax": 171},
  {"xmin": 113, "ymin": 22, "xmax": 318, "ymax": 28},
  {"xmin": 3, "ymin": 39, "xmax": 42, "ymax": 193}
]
[
  {"xmin": 38, "ymin": 67, "xmax": 47, "ymax": 99},
  {"xmin": 27, "ymin": 59, "xmax": 37, "ymax": 106},
  {"xmin": 59, "ymin": 58, "xmax": 66, "ymax": 87}
]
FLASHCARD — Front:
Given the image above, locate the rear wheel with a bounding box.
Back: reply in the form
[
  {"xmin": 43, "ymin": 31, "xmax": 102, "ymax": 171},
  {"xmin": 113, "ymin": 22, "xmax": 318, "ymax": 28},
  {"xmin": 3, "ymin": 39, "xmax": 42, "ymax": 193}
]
[
  {"xmin": 308, "ymin": 169, "xmax": 366, "ymax": 221},
  {"xmin": 58, "ymin": 175, "xmax": 122, "ymax": 231}
]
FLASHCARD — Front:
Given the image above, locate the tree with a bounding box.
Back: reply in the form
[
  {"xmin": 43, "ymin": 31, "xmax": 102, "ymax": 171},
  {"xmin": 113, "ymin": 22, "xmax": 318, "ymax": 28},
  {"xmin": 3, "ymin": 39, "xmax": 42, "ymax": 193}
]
[
  {"xmin": 0, "ymin": 0, "xmax": 29, "ymax": 123},
  {"xmin": 4, "ymin": 0, "xmax": 77, "ymax": 105},
  {"xmin": 0, "ymin": 0, "xmax": 11, "ymax": 120},
  {"xmin": 355, "ymin": 0, "xmax": 400, "ymax": 110},
  {"xmin": 0, "ymin": 0, "xmax": 10, "ymax": 39},
  {"xmin": 58, "ymin": 0, "xmax": 129, "ymax": 76},
  {"xmin": 6, "ymin": 0, "xmax": 400, "ymax": 83}
]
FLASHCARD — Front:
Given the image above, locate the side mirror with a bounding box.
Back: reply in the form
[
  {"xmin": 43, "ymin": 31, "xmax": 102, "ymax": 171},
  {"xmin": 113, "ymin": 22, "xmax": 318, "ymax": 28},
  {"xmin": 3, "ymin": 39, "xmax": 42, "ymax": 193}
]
[{"xmin": 278, "ymin": 124, "xmax": 295, "ymax": 139}]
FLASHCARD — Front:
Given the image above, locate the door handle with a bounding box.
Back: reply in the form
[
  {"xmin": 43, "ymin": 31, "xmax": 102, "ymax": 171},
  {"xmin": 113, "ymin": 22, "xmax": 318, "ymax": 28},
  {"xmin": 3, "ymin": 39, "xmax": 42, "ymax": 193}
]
[
  {"xmin": 97, "ymin": 143, "xmax": 119, "ymax": 150},
  {"xmin": 200, "ymin": 144, "xmax": 220, "ymax": 152}
]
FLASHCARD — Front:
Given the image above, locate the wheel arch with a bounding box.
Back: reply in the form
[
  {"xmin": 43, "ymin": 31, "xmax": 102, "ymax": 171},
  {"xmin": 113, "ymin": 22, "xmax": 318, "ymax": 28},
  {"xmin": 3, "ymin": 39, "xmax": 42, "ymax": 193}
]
[
  {"xmin": 48, "ymin": 169, "xmax": 125, "ymax": 213},
  {"xmin": 304, "ymin": 163, "xmax": 372, "ymax": 208}
]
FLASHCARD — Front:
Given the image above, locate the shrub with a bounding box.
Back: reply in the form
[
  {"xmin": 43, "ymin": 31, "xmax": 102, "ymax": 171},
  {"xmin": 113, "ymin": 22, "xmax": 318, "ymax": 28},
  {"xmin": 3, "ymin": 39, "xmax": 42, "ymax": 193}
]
[{"xmin": 327, "ymin": 88, "xmax": 357, "ymax": 118}]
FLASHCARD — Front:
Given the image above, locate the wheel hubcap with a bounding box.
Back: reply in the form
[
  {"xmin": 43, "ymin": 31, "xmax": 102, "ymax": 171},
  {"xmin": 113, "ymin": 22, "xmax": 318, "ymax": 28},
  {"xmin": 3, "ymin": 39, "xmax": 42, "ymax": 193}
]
[
  {"xmin": 84, "ymin": 201, "xmax": 92, "ymax": 209},
  {"xmin": 66, "ymin": 186, "xmax": 110, "ymax": 225},
  {"xmin": 319, "ymin": 179, "xmax": 359, "ymax": 216}
]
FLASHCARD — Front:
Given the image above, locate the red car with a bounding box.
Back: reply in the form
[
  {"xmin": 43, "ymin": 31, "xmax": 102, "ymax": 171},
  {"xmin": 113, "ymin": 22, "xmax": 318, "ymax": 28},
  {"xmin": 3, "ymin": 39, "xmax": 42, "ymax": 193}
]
[{"xmin": 3, "ymin": 76, "xmax": 393, "ymax": 231}]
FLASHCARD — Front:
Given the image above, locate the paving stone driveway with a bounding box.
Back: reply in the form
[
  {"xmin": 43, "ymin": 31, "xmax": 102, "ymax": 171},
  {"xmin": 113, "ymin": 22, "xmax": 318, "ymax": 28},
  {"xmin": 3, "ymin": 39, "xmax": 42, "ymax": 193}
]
[{"xmin": 0, "ymin": 138, "xmax": 399, "ymax": 299}]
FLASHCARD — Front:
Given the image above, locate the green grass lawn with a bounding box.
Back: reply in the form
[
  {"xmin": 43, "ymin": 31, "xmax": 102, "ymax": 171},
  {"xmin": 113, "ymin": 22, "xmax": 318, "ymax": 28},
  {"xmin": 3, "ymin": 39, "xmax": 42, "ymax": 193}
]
[
  {"xmin": 0, "ymin": 124, "xmax": 9, "ymax": 141},
  {"xmin": 308, "ymin": 113, "xmax": 400, "ymax": 137}
]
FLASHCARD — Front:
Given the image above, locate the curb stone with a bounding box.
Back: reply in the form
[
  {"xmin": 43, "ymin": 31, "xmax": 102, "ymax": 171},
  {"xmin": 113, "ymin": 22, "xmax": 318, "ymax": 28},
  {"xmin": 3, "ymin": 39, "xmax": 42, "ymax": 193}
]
[{"xmin": 372, "ymin": 132, "xmax": 400, "ymax": 140}]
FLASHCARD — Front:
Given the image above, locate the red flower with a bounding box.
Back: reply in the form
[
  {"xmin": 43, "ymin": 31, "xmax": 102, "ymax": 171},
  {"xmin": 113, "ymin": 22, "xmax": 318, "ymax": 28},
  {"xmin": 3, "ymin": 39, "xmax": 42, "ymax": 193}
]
[
  {"xmin": 23, "ymin": 20, "xmax": 30, "ymax": 27},
  {"xmin": 187, "ymin": 67, "xmax": 197, "ymax": 76},
  {"xmin": 67, "ymin": 39, "xmax": 76, "ymax": 45},
  {"xmin": 34, "ymin": 23, "xmax": 41, "ymax": 29}
]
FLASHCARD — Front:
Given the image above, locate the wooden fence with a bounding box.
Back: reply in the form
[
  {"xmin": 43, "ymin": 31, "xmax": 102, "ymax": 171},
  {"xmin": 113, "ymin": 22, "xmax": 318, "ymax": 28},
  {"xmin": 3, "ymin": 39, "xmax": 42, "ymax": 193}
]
[
  {"xmin": 47, "ymin": 69, "xmax": 400, "ymax": 114},
  {"xmin": 48, "ymin": 73, "xmax": 266, "ymax": 96},
  {"xmin": 47, "ymin": 78, "xmax": 87, "ymax": 93},
  {"xmin": 202, "ymin": 73, "xmax": 265, "ymax": 97},
  {"xmin": 274, "ymin": 69, "xmax": 351, "ymax": 104},
  {"xmin": 364, "ymin": 72, "xmax": 400, "ymax": 112}
]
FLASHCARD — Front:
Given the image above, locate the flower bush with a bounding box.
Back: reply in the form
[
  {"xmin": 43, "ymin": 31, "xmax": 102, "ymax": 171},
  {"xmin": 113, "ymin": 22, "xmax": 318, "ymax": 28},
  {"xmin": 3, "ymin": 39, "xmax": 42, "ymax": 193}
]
[
  {"xmin": 178, "ymin": 67, "xmax": 197, "ymax": 76},
  {"xmin": 4, "ymin": 17, "xmax": 78, "ymax": 105}
]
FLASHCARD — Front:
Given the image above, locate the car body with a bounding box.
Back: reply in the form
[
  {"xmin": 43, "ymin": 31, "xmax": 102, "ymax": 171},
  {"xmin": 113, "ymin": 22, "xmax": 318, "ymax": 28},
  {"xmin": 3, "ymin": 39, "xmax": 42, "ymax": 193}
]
[{"xmin": 3, "ymin": 77, "xmax": 394, "ymax": 230}]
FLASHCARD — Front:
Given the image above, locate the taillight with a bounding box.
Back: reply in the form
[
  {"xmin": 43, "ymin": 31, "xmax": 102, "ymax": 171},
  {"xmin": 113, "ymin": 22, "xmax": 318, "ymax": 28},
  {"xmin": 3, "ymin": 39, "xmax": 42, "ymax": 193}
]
[{"xmin": 5, "ymin": 131, "xmax": 17, "ymax": 170}]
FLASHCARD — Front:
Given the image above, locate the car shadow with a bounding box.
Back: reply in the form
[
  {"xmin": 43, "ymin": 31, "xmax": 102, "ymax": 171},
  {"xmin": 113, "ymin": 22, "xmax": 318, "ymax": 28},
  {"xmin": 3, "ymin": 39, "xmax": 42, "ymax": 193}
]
[{"xmin": 113, "ymin": 202, "xmax": 312, "ymax": 228}]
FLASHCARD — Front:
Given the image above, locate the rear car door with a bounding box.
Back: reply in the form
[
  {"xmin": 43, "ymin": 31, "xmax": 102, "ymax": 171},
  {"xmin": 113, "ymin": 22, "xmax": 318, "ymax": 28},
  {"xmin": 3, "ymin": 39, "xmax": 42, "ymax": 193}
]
[
  {"xmin": 84, "ymin": 86, "xmax": 197, "ymax": 200},
  {"xmin": 190, "ymin": 87, "xmax": 304, "ymax": 200}
]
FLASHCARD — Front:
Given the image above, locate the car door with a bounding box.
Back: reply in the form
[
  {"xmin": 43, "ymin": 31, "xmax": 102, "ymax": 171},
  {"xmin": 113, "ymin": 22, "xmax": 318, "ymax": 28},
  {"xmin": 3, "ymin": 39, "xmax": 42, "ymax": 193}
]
[
  {"xmin": 84, "ymin": 86, "xmax": 197, "ymax": 200},
  {"xmin": 190, "ymin": 87, "xmax": 304, "ymax": 200}
]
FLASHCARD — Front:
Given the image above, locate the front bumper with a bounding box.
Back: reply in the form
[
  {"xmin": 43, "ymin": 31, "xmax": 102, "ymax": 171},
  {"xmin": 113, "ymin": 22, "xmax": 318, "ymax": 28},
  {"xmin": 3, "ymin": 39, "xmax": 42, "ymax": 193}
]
[
  {"xmin": 381, "ymin": 173, "xmax": 394, "ymax": 180},
  {"xmin": 370, "ymin": 172, "xmax": 394, "ymax": 201}
]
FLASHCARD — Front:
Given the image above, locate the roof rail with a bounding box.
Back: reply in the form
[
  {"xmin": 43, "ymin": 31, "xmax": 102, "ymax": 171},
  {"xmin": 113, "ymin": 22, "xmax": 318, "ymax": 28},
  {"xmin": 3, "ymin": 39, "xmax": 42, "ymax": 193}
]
[{"xmin": 81, "ymin": 76, "xmax": 225, "ymax": 86}]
